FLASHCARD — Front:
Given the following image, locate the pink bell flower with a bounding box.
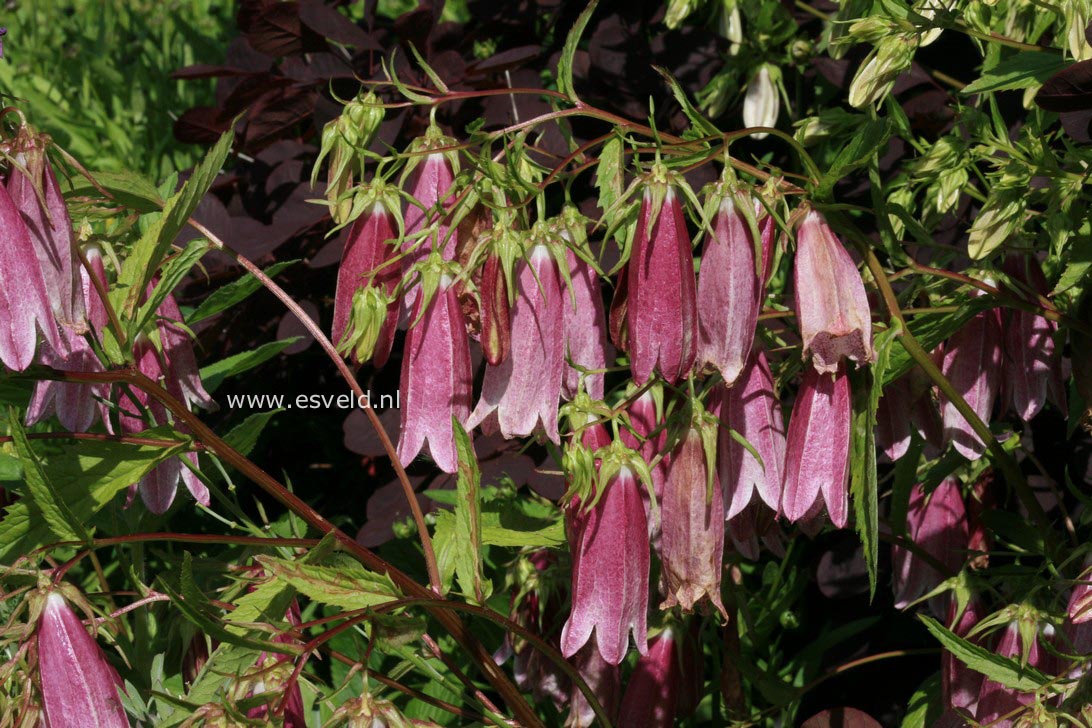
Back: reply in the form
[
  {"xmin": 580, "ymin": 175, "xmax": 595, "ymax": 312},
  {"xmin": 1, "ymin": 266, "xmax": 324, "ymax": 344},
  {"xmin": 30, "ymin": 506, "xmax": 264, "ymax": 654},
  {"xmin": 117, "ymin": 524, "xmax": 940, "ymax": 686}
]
[
  {"xmin": 891, "ymin": 479, "xmax": 968, "ymax": 610},
  {"xmin": 940, "ymin": 306, "xmax": 1002, "ymax": 460},
  {"xmin": 793, "ymin": 210, "xmax": 873, "ymax": 374},
  {"xmin": 781, "ymin": 364, "xmax": 852, "ymax": 527},
  {"xmin": 562, "ymin": 248, "xmax": 609, "ymax": 401},
  {"xmin": 37, "ymin": 590, "xmax": 129, "ymax": 728}
]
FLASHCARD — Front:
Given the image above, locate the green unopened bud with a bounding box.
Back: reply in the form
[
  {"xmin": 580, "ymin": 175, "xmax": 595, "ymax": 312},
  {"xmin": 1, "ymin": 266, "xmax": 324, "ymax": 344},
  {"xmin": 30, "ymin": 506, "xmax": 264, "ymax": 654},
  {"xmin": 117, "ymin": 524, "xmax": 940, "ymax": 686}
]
[
  {"xmin": 967, "ymin": 192, "xmax": 1024, "ymax": 260},
  {"xmin": 1067, "ymin": 0, "xmax": 1092, "ymax": 61},
  {"xmin": 698, "ymin": 69, "xmax": 737, "ymax": 119},
  {"xmin": 717, "ymin": 0, "xmax": 743, "ymax": 54},
  {"xmin": 339, "ymin": 285, "xmax": 396, "ymax": 362},
  {"xmin": 743, "ymin": 65, "xmax": 780, "ymax": 139},
  {"xmin": 848, "ymin": 35, "xmax": 916, "ymax": 108},
  {"xmin": 846, "ymin": 15, "xmax": 895, "ymax": 44},
  {"xmin": 342, "ymin": 91, "xmax": 385, "ymax": 149},
  {"xmin": 665, "ymin": 0, "xmax": 698, "ymax": 29}
]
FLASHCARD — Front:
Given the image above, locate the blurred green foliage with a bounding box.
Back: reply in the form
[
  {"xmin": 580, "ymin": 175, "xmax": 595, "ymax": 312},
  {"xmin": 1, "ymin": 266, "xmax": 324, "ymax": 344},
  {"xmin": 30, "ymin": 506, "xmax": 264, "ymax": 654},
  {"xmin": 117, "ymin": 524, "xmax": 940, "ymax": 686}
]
[{"xmin": 0, "ymin": 0, "xmax": 236, "ymax": 181}]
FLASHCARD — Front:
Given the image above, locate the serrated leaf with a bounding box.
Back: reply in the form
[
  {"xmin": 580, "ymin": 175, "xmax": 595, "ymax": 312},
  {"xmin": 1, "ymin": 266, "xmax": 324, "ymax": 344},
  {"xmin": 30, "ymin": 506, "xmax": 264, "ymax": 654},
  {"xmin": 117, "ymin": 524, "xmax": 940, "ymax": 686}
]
[
  {"xmin": 653, "ymin": 66, "xmax": 719, "ymax": 137},
  {"xmin": 222, "ymin": 410, "xmax": 283, "ymax": 459},
  {"xmin": 199, "ymin": 338, "xmax": 302, "ymax": 393},
  {"xmin": 962, "ymin": 51, "xmax": 1068, "ymax": 95},
  {"xmin": 901, "ymin": 672, "xmax": 942, "ymax": 728},
  {"xmin": 0, "ymin": 426, "xmax": 189, "ymax": 561},
  {"xmin": 187, "ymin": 260, "xmax": 298, "ymax": 324},
  {"xmin": 814, "ymin": 119, "xmax": 891, "ymax": 200},
  {"xmin": 118, "ymin": 127, "xmax": 234, "ymax": 318},
  {"xmin": 919, "ymin": 615, "xmax": 1049, "ymax": 691},
  {"xmin": 9, "ymin": 412, "xmax": 86, "ymax": 543},
  {"xmin": 64, "ymin": 169, "xmax": 165, "ymax": 213},
  {"xmin": 596, "ymin": 134, "xmax": 624, "ymax": 217},
  {"xmin": 557, "ymin": 0, "xmax": 599, "ymax": 101},
  {"xmin": 256, "ymin": 554, "xmax": 401, "ymax": 611}
]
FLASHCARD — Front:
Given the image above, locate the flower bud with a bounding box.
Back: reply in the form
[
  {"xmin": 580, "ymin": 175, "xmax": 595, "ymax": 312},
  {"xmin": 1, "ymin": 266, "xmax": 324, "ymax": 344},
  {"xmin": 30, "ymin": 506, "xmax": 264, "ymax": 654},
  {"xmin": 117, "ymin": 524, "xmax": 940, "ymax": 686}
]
[
  {"xmin": 743, "ymin": 65, "xmax": 779, "ymax": 139},
  {"xmin": 619, "ymin": 385, "xmax": 668, "ymax": 509},
  {"xmin": 781, "ymin": 365, "xmax": 852, "ymax": 527},
  {"xmin": 469, "ymin": 236, "xmax": 565, "ymax": 443},
  {"xmin": 617, "ymin": 627, "xmax": 684, "ymax": 728},
  {"xmin": 333, "ymin": 194, "xmax": 400, "ymax": 367},
  {"xmin": 717, "ymin": 348, "xmax": 786, "ymax": 517},
  {"xmin": 848, "ymin": 35, "xmax": 915, "ymax": 108},
  {"xmin": 664, "ymin": 0, "xmax": 698, "ymax": 28},
  {"xmin": 891, "ymin": 479, "xmax": 968, "ymax": 610},
  {"xmin": 1002, "ymin": 255, "xmax": 1065, "ymax": 421},
  {"xmin": 561, "ymin": 463, "xmax": 650, "ymax": 665},
  {"xmin": 697, "ymin": 188, "xmax": 773, "ymax": 385},
  {"xmin": 626, "ymin": 171, "xmax": 698, "ymax": 384},
  {"xmin": 794, "ymin": 210, "xmax": 874, "ymax": 374},
  {"xmin": 943, "ymin": 597, "xmax": 984, "ymax": 712},
  {"xmin": 717, "ymin": 0, "xmax": 743, "ymax": 54},
  {"xmin": 398, "ymin": 271, "xmax": 473, "ymax": 474},
  {"xmin": 402, "ymin": 128, "xmax": 459, "ymax": 276},
  {"xmin": 480, "ymin": 250, "xmax": 511, "ymax": 366},
  {"xmin": 660, "ymin": 403, "xmax": 726, "ymax": 616},
  {"xmin": 36, "ymin": 590, "xmax": 129, "ymax": 728},
  {"xmin": 940, "ymin": 306, "xmax": 1002, "ymax": 460}
]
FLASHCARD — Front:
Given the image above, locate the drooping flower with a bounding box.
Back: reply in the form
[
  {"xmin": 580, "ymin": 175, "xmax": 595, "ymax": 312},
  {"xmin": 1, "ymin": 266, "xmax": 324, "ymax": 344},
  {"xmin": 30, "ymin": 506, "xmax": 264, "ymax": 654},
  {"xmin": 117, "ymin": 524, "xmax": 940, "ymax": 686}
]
[
  {"xmin": 619, "ymin": 385, "xmax": 668, "ymax": 503},
  {"xmin": 626, "ymin": 169, "xmax": 698, "ymax": 385},
  {"xmin": 565, "ymin": 642, "xmax": 620, "ymax": 728},
  {"xmin": 479, "ymin": 249, "xmax": 511, "ymax": 366},
  {"xmin": 793, "ymin": 210, "xmax": 874, "ymax": 374},
  {"xmin": 36, "ymin": 590, "xmax": 129, "ymax": 728},
  {"xmin": 976, "ymin": 615, "xmax": 1045, "ymax": 722},
  {"xmin": 7, "ymin": 138, "xmax": 85, "ymax": 333},
  {"xmin": 697, "ymin": 187, "xmax": 774, "ymax": 386},
  {"xmin": 561, "ymin": 456, "xmax": 650, "ymax": 665},
  {"xmin": 891, "ymin": 479, "xmax": 968, "ymax": 610},
  {"xmin": 660, "ymin": 403, "xmax": 726, "ymax": 616},
  {"xmin": 0, "ymin": 176, "xmax": 64, "ymax": 370},
  {"xmin": 397, "ymin": 270, "xmax": 473, "ymax": 474},
  {"xmin": 401, "ymin": 128, "xmax": 458, "ymax": 282},
  {"xmin": 616, "ymin": 628, "xmax": 684, "ymax": 728},
  {"xmin": 781, "ymin": 364, "xmax": 852, "ymax": 527},
  {"xmin": 940, "ymin": 306, "xmax": 1002, "ymax": 460},
  {"xmin": 743, "ymin": 65, "xmax": 780, "ymax": 139},
  {"xmin": 1002, "ymin": 255, "xmax": 1065, "ymax": 421},
  {"xmin": 560, "ymin": 216, "xmax": 609, "ymax": 400},
  {"xmin": 331, "ymin": 190, "xmax": 400, "ymax": 367},
  {"xmin": 717, "ymin": 348, "xmax": 786, "ymax": 518},
  {"xmin": 943, "ymin": 597, "xmax": 984, "ymax": 714},
  {"xmin": 875, "ymin": 368, "xmax": 943, "ymax": 461},
  {"xmin": 468, "ymin": 235, "xmax": 565, "ymax": 444}
]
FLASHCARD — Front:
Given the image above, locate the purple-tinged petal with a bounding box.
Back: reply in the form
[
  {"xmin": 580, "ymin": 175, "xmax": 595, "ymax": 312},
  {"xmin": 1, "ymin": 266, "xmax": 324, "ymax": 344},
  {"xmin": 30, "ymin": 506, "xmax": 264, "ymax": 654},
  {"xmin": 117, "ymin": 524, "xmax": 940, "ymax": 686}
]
[
  {"xmin": 781, "ymin": 365, "xmax": 851, "ymax": 527},
  {"xmin": 660, "ymin": 418, "xmax": 726, "ymax": 615},
  {"xmin": 480, "ymin": 251, "xmax": 511, "ymax": 366},
  {"xmin": 942, "ymin": 597, "xmax": 984, "ymax": 712},
  {"xmin": 403, "ymin": 152, "xmax": 457, "ymax": 268},
  {"xmin": 626, "ymin": 187, "xmax": 698, "ymax": 384},
  {"xmin": 793, "ymin": 210, "xmax": 873, "ymax": 374},
  {"xmin": 976, "ymin": 620, "xmax": 1039, "ymax": 722},
  {"xmin": 37, "ymin": 592, "xmax": 130, "ymax": 728},
  {"xmin": 876, "ymin": 375, "xmax": 913, "ymax": 461},
  {"xmin": 0, "ymin": 182, "xmax": 63, "ymax": 369},
  {"xmin": 697, "ymin": 193, "xmax": 771, "ymax": 385},
  {"xmin": 617, "ymin": 628, "xmax": 681, "ymax": 728},
  {"xmin": 940, "ymin": 308, "xmax": 1002, "ymax": 460},
  {"xmin": 1002, "ymin": 255, "xmax": 1061, "ymax": 422},
  {"xmin": 468, "ymin": 244, "xmax": 565, "ymax": 443},
  {"xmin": 619, "ymin": 389, "xmax": 667, "ymax": 502},
  {"xmin": 157, "ymin": 292, "xmax": 214, "ymax": 412},
  {"xmin": 561, "ymin": 466, "xmax": 650, "ymax": 665},
  {"xmin": 891, "ymin": 479, "xmax": 968, "ymax": 609},
  {"xmin": 718, "ymin": 348, "xmax": 786, "ymax": 517},
  {"xmin": 565, "ymin": 642, "xmax": 620, "ymax": 728},
  {"xmin": 562, "ymin": 250, "xmax": 609, "ymax": 400},
  {"xmin": 331, "ymin": 201, "xmax": 399, "ymax": 367},
  {"xmin": 397, "ymin": 277, "xmax": 473, "ymax": 474}
]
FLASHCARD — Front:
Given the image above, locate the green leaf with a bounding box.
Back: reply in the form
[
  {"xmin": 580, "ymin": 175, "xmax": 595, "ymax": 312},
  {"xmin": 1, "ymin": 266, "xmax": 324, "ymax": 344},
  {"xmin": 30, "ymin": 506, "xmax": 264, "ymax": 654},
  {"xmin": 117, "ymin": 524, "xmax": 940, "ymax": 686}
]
[
  {"xmin": 64, "ymin": 169, "xmax": 165, "ymax": 213},
  {"xmin": 596, "ymin": 134, "xmax": 624, "ymax": 221},
  {"xmin": 480, "ymin": 504, "xmax": 566, "ymax": 548},
  {"xmin": 255, "ymin": 554, "xmax": 401, "ymax": 611},
  {"xmin": 814, "ymin": 119, "xmax": 891, "ymax": 200},
  {"xmin": 132, "ymin": 238, "xmax": 210, "ymax": 336},
  {"xmin": 557, "ymin": 0, "xmax": 599, "ymax": 101},
  {"xmin": 199, "ymin": 338, "xmax": 302, "ymax": 393},
  {"xmin": 919, "ymin": 615, "xmax": 1049, "ymax": 691},
  {"xmin": 0, "ymin": 426, "xmax": 189, "ymax": 561},
  {"xmin": 118, "ymin": 127, "xmax": 234, "ymax": 319},
  {"xmin": 187, "ymin": 260, "xmax": 298, "ymax": 325},
  {"xmin": 653, "ymin": 66, "xmax": 719, "ymax": 137},
  {"xmin": 901, "ymin": 672, "xmax": 942, "ymax": 728},
  {"xmin": 223, "ymin": 410, "xmax": 283, "ymax": 459},
  {"xmin": 452, "ymin": 418, "xmax": 485, "ymax": 602},
  {"xmin": 8, "ymin": 413, "xmax": 87, "ymax": 543},
  {"xmin": 961, "ymin": 52, "xmax": 1068, "ymax": 95}
]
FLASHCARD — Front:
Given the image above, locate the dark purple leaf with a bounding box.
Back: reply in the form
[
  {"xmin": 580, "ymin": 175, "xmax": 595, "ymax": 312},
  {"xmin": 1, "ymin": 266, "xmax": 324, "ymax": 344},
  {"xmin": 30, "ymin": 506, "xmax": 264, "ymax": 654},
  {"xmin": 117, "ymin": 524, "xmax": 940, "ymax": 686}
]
[
  {"xmin": 174, "ymin": 107, "xmax": 231, "ymax": 144},
  {"xmin": 1035, "ymin": 59, "xmax": 1092, "ymax": 112},
  {"xmin": 299, "ymin": 0, "xmax": 372, "ymax": 48},
  {"xmin": 245, "ymin": 1, "xmax": 326, "ymax": 56},
  {"xmin": 466, "ymin": 45, "xmax": 541, "ymax": 76},
  {"xmin": 1060, "ymin": 109, "xmax": 1092, "ymax": 142},
  {"xmin": 171, "ymin": 64, "xmax": 252, "ymax": 80}
]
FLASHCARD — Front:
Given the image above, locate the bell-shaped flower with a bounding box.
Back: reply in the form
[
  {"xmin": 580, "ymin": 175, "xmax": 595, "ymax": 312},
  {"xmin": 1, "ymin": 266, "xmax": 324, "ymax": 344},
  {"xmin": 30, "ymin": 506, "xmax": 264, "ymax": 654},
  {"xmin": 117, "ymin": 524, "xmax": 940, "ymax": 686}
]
[
  {"xmin": 727, "ymin": 500, "xmax": 785, "ymax": 560},
  {"xmin": 397, "ymin": 263, "xmax": 473, "ymax": 474},
  {"xmin": 660, "ymin": 402, "xmax": 726, "ymax": 616},
  {"xmin": 560, "ymin": 212, "xmax": 609, "ymax": 400},
  {"xmin": 743, "ymin": 65, "xmax": 780, "ymax": 139},
  {"xmin": 7, "ymin": 137, "xmax": 85, "ymax": 333},
  {"xmin": 561, "ymin": 444, "xmax": 651, "ymax": 665},
  {"xmin": 36, "ymin": 590, "xmax": 129, "ymax": 728},
  {"xmin": 943, "ymin": 597, "xmax": 984, "ymax": 713},
  {"xmin": 619, "ymin": 384, "xmax": 668, "ymax": 504},
  {"xmin": 781, "ymin": 364, "xmax": 852, "ymax": 527},
  {"xmin": 976, "ymin": 615, "xmax": 1045, "ymax": 722},
  {"xmin": 616, "ymin": 627, "xmax": 684, "ymax": 728},
  {"xmin": 156, "ymin": 291, "xmax": 214, "ymax": 414},
  {"xmin": 717, "ymin": 348, "xmax": 786, "ymax": 518},
  {"xmin": 891, "ymin": 479, "xmax": 968, "ymax": 610},
  {"xmin": 401, "ymin": 127, "xmax": 458, "ymax": 306},
  {"xmin": 626, "ymin": 168, "xmax": 698, "ymax": 384},
  {"xmin": 565, "ymin": 642, "xmax": 620, "ymax": 728},
  {"xmin": 940, "ymin": 306, "xmax": 1002, "ymax": 460},
  {"xmin": 27, "ymin": 250, "xmax": 111, "ymax": 432},
  {"xmin": 332, "ymin": 187, "xmax": 401, "ymax": 367},
  {"xmin": 468, "ymin": 234, "xmax": 565, "ymax": 444},
  {"xmin": 794, "ymin": 210, "xmax": 874, "ymax": 374},
  {"xmin": 1002, "ymin": 255, "xmax": 1065, "ymax": 421},
  {"xmin": 0, "ymin": 175, "xmax": 64, "ymax": 370},
  {"xmin": 875, "ymin": 368, "xmax": 943, "ymax": 461},
  {"xmin": 697, "ymin": 186, "xmax": 773, "ymax": 386},
  {"xmin": 471, "ymin": 215, "xmax": 522, "ymax": 367}
]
